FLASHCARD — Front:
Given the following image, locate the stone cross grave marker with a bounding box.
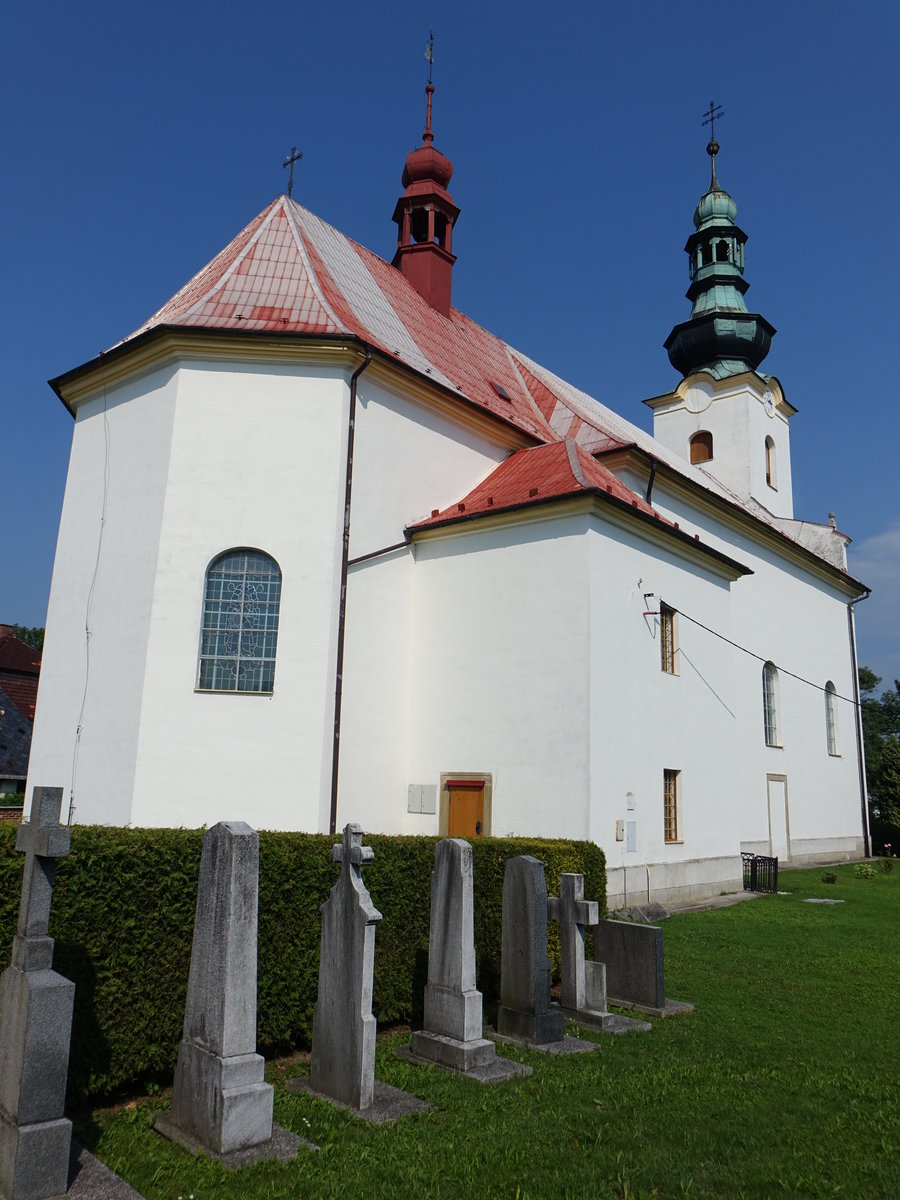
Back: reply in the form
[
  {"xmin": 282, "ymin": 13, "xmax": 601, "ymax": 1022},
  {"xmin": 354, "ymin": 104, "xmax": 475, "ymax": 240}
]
[
  {"xmin": 0, "ymin": 787, "xmax": 76, "ymax": 1200},
  {"xmin": 309, "ymin": 824, "xmax": 382, "ymax": 1110},
  {"xmin": 157, "ymin": 821, "xmax": 274, "ymax": 1158},
  {"xmin": 410, "ymin": 838, "xmax": 496, "ymax": 1072},
  {"xmin": 548, "ymin": 872, "xmax": 606, "ymax": 1017},
  {"xmin": 496, "ymin": 855, "xmax": 564, "ymax": 1045}
]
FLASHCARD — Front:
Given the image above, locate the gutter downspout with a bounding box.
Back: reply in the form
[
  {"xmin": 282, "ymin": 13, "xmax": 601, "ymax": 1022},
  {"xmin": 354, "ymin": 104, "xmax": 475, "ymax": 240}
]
[
  {"xmin": 329, "ymin": 349, "xmax": 373, "ymax": 835},
  {"xmin": 645, "ymin": 459, "xmax": 658, "ymax": 506},
  {"xmin": 847, "ymin": 588, "xmax": 873, "ymax": 858}
]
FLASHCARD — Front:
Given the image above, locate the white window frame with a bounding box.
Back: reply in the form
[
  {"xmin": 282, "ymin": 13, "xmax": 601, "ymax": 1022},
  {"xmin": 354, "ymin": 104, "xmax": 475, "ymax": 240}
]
[
  {"xmin": 763, "ymin": 662, "xmax": 781, "ymax": 748},
  {"xmin": 825, "ymin": 681, "xmax": 840, "ymax": 756}
]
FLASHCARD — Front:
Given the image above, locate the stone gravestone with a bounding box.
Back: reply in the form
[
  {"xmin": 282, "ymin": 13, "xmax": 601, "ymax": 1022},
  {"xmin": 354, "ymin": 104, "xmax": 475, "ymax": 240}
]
[
  {"xmin": 496, "ymin": 856, "xmax": 564, "ymax": 1046},
  {"xmin": 0, "ymin": 787, "xmax": 75, "ymax": 1200},
  {"xmin": 548, "ymin": 873, "xmax": 603, "ymax": 1015},
  {"xmin": 156, "ymin": 821, "xmax": 280, "ymax": 1161},
  {"xmin": 410, "ymin": 839, "xmax": 527, "ymax": 1081},
  {"xmin": 591, "ymin": 919, "xmax": 693, "ymax": 1018},
  {"xmin": 289, "ymin": 825, "xmax": 430, "ymax": 1122},
  {"xmin": 309, "ymin": 824, "xmax": 382, "ymax": 1110},
  {"xmin": 549, "ymin": 874, "xmax": 651, "ymax": 1034}
]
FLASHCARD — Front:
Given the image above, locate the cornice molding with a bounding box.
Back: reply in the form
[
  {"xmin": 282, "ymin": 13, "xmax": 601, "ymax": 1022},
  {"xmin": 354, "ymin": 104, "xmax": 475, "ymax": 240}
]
[
  {"xmin": 51, "ymin": 329, "xmax": 536, "ymax": 451},
  {"xmin": 596, "ymin": 446, "xmax": 865, "ymax": 597},
  {"xmin": 408, "ymin": 489, "xmax": 750, "ymax": 583}
]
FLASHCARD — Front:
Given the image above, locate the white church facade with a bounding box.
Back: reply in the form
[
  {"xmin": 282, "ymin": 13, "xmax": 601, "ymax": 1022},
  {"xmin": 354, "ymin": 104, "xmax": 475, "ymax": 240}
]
[{"xmin": 26, "ymin": 90, "xmax": 869, "ymax": 906}]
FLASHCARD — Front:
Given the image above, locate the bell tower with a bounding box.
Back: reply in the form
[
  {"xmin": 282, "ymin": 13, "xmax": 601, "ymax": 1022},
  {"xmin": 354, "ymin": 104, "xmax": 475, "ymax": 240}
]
[
  {"xmin": 391, "ymin": 72, "xmax": 460, "ymax": 317},
  {"xmin": 647, "ymin": 108, "xmax": 796, "ymax": 517}
]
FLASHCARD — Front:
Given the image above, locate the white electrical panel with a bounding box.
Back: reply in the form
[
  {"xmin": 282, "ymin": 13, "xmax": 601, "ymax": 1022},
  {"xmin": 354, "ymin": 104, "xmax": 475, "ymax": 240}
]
[
  {"xmin": 626, "ymin": 821, "xmax": 637, "ymax": 853},
  {"xmin": 407, "ymin": 784, "xmax": 437, "ymax": 815}
]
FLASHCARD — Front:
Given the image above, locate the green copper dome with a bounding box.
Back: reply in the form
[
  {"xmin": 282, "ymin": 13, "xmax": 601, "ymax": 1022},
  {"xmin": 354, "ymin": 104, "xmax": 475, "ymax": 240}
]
[{"xmin": 665, "ymin": 138, "xmax": 775, "ymax": 380}]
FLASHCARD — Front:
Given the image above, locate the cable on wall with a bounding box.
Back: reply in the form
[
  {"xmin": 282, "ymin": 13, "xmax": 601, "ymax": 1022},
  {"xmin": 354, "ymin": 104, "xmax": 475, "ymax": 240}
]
[
  {"xmin": 68, "ymin": 373, "xmax": 111, "ymax": 824},
  {"xmin": 670, "ymin": 605, "xmax": 859, "ymax": 707}
]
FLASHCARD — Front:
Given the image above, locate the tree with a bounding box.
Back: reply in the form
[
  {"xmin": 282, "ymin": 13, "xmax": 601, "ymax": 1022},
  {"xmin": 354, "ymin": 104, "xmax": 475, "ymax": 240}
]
[
  {"xmin": 9, "ymin": 625, "xmax": 43, "ymax": 651},
  {"xmin": 860, "ymin": 667, "xmax": 900, "ymax": 853}
]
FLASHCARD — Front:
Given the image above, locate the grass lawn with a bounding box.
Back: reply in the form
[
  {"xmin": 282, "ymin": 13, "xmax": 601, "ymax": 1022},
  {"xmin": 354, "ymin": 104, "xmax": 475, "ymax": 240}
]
[{"xmin": 76, "ymin": 864, "xmax": 900, "ymax": 1199}]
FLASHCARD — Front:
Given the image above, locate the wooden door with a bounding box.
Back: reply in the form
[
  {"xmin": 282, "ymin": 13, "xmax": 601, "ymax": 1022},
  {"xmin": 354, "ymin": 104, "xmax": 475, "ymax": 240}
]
[{"xmin": 447, "ymin": 782, "xmax": 485, "ymax": 838}]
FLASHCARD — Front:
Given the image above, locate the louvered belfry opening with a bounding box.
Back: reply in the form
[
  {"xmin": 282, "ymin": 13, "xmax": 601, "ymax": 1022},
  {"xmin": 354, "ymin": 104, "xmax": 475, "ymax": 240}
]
[{"xmin": 391, "ymin": 82, "xmax": 460, "ymax": 317}]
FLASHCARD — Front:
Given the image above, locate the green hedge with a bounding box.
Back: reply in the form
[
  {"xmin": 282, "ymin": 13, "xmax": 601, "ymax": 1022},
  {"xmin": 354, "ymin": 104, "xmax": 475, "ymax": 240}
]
[{"xmin": 0, "ymin": 825, "xmax": 605, "ymax": 1103}]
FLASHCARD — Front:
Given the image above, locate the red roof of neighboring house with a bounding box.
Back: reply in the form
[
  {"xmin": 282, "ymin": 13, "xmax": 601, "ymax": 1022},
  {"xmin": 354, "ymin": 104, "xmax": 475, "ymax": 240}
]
[
  {"xmin": 0, "ymin": 627, "xmax": 41, "ymax": 723},
  {"xmin": 409, "ymin": 439, "xmax": 663, "ymax": 530}
]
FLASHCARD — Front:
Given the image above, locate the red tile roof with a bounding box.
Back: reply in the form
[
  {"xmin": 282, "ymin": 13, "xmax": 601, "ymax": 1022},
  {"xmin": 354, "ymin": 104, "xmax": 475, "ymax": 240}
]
[
  {"xmin": 0, "ymin": 627, "xmax": 41, "ymax": 722},
  {"xmin": 81, "ymin": 194, "xmax": 855, "ymax": 580},
  {"xmin": 408, "ymin": 439, "xmax": 665, "ymax": 530}
]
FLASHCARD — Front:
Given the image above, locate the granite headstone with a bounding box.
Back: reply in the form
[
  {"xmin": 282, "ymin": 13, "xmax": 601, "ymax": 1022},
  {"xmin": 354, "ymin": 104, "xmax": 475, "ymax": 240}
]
[
  {"xmin": 160, "ymin": 821, "xmax": 273, "ymax": 1156},
  {"xmin": 591, "ymin": 919, "xmax": 693, "ymax": 1018},
  {"xmin": 496, "ymin": 855, "xmax": 564, "ymax": 1045},
  {"xmin": 411, "ymin": 839, "xmax": 496, "ymax": 1072},
  {"xmin": 0, "ymin": 787, "xmax": 75, "ymax": 1200},
  {"xmin": 309, "ymin": 824, "xmax": 382, "ymax": 1109}
]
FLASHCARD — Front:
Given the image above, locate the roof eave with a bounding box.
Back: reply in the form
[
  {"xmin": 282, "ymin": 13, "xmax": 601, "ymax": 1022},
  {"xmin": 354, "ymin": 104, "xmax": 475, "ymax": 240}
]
[
  {"xmin": 48, "ymin": 325, "xmax": 545, "ymax": 448},
  {"xmin": 594, "ymin": 444, "xmax": 867, "ymax": 596},
  {"xmin": 407, "ymin": 486, "xmax": 752, "ymax": 579}
]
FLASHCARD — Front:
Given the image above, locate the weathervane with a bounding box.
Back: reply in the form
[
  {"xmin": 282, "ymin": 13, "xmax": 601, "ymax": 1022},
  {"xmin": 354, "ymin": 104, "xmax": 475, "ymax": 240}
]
[
  {"xmin": 425, "ymin": 29, "xmax": 434, "ymax": 84},
  {"xmin": 282, "ymin": 146, "xmax": 303, "ymax": 198}
]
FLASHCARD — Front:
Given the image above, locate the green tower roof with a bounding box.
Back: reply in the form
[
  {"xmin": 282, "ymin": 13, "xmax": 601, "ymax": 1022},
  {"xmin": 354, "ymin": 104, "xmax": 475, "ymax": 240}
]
[{"xmin": 665, "ymin": 135, "xmax": 775, "ymax": 380}]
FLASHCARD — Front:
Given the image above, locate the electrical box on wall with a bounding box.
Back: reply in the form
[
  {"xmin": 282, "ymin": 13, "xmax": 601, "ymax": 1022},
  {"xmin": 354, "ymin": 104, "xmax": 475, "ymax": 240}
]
[
  {"xmin": 626, "ymin": 821, "xmax": 637, "ymax": 853},
  {"xmin": 407, "ymin": 784, "xmax": 437, "ymax": 815},
  {"xmin": 615, "ymin": 819, "xmax": 625, "ymax": 841},
  {"xmin": 626, "ymin": 791, "xmax": 636, "ymax": 811}
]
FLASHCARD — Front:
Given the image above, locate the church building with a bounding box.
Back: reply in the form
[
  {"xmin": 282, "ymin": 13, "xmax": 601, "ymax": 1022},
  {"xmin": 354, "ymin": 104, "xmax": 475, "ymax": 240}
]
[{"xmin": 26, "ymin": 85, "xmax": 869, "ymax": 906}]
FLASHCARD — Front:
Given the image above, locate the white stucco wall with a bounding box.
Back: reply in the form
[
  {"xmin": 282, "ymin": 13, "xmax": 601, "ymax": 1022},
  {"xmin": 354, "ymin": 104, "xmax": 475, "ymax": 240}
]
[
  {"xmin": 587, "ymin": 518, "xmax": 741, "ymax": 874},
  {"xmin": 26, "ymin": 366, "xmax": 178, "ymax": 823},
  {"xmin": 651, "ymin": 376, "xmax": 794, "ymax": 518},
  {"xmin": 643, "ymin": 479, "xmax": 864, "ymax": 862},
  {"xmin": 128, "ymin": 359, "xmax": 351, "ymax": 831},
  {"xmin": 406, "ymin": 513, "xmax": 592, "ymax": 839}
]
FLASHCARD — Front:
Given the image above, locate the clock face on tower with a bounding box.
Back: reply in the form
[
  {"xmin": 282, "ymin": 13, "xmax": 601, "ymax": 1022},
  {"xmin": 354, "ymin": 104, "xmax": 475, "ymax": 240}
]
[{"xmin": 763, "ymin": 390, "xmax": 775, "ymax": 417}]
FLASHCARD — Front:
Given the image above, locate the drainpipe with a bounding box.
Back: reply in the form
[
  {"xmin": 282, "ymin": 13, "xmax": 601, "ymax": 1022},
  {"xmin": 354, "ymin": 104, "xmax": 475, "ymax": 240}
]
[
  {"xmin": 645, "ymin": 459, "xmax": 658, "ymax": 506},
  {"xmin": 329, "ymin": 349, "xmax": 373, "ymax": 835},
  {"xmin": 847, "ymin": 588, "xmax": 872, "ymax": 858}
]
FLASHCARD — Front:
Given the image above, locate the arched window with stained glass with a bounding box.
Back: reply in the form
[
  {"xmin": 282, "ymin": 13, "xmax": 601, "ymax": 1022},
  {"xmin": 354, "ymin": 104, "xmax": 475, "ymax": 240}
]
[{"xmin": 197, "ymin": 549, "xmax": 282, "ymax": 693}]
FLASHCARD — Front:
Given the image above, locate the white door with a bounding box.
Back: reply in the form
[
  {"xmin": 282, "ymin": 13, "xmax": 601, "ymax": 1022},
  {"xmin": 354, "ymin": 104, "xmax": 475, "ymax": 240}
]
[{"xmin": 767, "ymin": 776, "xmax": 790, "ymax": 861}]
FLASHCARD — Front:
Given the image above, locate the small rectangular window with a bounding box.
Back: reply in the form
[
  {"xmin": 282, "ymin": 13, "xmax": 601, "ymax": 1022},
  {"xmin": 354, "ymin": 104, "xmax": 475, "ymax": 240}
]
[
  {"xmin": 664, "ymin": 769, "xmax": 681, "ymax": 843},
  {"xmin": 660, "ymin": 603, "xmax": 676, "ymax": 674}
]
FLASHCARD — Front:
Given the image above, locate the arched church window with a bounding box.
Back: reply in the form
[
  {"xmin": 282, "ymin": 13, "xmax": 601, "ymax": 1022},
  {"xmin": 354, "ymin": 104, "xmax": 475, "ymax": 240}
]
[
  {"xmin": 197, "ymin": 549, "xmax": 282, "ymax": 693},
  {"xmin": 825, "ymin": 681, "xmax": 839, "ymax": 755},
  {"xmin": 701, "ymin": 243, "xmax": 712, "ymax": 266},
  {"xmin": 762, "ymin": 662, "xmax": 781, "ymax": 747},
  {"xmin": 765, "ymin": 436, "xmax": 777, "ymax": 488},
  {"xmin": 715, "ymin": 240, "xmax": 730, "ymax": 262},
  {"xmin": 690, "ymin": 430, "xmax": 713, "ymax": 464}
]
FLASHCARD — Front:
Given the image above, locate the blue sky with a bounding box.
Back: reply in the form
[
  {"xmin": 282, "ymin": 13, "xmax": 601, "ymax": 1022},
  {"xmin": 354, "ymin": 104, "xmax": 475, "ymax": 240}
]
[{"xmin": 3, "ymin": 1, "xmax": 898, "ymax": 685}]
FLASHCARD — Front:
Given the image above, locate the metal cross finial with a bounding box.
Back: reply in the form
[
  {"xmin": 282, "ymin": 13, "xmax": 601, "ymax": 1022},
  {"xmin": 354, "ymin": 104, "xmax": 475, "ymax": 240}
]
[
  {"xmin": 282, "ymin": 146, "xmax": 303, "ymax": 199},
  {"xmin": 701, "ymin": 100, "xmax": 724, "ymax": 144},
  {"xmin": 425, "ymin": 29, "xmax": 434, "ymax": 84}
]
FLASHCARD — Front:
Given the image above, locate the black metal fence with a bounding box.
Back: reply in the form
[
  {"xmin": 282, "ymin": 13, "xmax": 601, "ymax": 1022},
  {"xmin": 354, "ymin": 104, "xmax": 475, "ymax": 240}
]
[{"xmin": 742, "ymin": 851, "xmax": 778, "ymax": 894}]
